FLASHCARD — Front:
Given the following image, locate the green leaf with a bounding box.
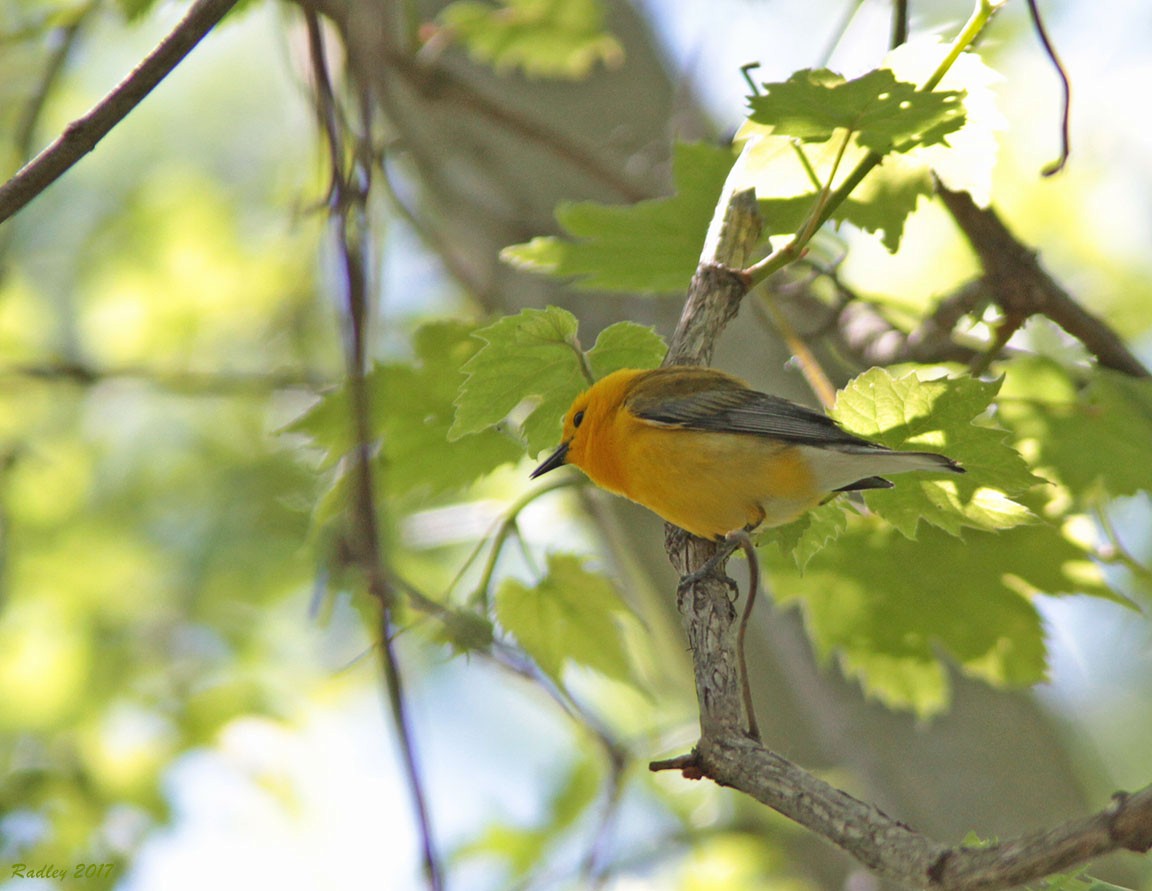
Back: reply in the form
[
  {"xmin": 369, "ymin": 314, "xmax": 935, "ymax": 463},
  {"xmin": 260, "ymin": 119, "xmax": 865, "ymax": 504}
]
[
  {"xmin": 737, "ymin": 127, "xmax": 932, "ymax": 252},
  {"xmin": 450, "ymin": 307, "xmax": 586, "ymax": 455},
  {"xmin": 495, "ymin": 554, "xmax": 636, "ymax": 687},
  {"xmin": 501, "ymin": 142, "xmax": 735, "ymax": 293},
  {"xmin": 763, "ymin": 520, "xmax": 1115, "ymax": 716},
  {"xmin": 884, "ymin": 39, "xmax": 1003, "ymax": 206},
  {"xmin": 835, "ymin": 157, "xmax": 934, "ymax": 252},
  {"xmin": 759, "ymin": 500, "xmax": 849, "ymax": 571},
  {"xmin": 287, "ymin": 321, "xmax": 523, "ymax": 497},
  {"xmin": 831, "ymin": 369, "xmax": 1042, "ymax": 538},
  {"xmin": 427, "ymin": 606, "xmax": 495, "ymax": 655},
  {"xmin": 748, "ymin": 68, "xmax": 966, "ymax": 155},
  {"xmin": 438, "ymin": 0, "xmax": 623, "ymax": 80},
  {"xmin": 381, "ymin": 322, "xmax": 525, "ymax": 495},
  {"xmin": 586, "ymin": 321, "xmax": 666, "ymax": 379},
  {"xmin": 1000, "ymin": 363, "xmax": 1152, "ymax": 502},
  {"xmin": 450, "ymin": 309, "xmax": 666, "ymax": 454}
]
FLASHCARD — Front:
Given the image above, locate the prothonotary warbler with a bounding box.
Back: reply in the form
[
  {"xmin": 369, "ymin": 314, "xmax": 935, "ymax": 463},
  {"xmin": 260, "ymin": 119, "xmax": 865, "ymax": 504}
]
[{"xmin": 531, "ymin": 366, "xmax": 964, "ymax": 541}]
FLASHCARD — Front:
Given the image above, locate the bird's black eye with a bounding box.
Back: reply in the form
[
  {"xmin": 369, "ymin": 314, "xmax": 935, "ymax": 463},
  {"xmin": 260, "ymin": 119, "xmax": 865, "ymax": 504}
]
[{"xmin": 572, "ymin": 410, "xmax": 585, "ymax": 428}]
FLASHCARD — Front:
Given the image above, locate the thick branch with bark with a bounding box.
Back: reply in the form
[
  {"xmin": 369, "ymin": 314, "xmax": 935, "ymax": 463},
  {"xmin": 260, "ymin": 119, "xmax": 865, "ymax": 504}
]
[
  {"xmin": 653, "ymin": 187, "xmax": 1152, "ymax": 890},
  {"xmin": 937, "ymin": 184, "xmax": 1150, "ymax": 378}
]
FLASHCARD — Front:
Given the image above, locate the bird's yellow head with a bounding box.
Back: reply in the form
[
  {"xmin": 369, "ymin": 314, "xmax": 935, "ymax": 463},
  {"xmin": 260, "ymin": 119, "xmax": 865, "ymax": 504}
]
[{"xmin": 530, "ymin": 368, "xmax": 645, "ymax": 481}]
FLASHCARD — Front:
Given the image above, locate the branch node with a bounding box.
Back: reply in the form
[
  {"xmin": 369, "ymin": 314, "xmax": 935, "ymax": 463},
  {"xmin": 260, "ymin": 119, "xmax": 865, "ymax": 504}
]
[{"xmin": 649, "ymin": 751, "xmax": 703, "ymax": 779}]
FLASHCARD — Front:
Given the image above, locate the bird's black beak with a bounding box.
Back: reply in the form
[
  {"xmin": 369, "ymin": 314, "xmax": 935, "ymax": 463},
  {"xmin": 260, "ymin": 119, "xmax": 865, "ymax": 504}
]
[{"xmin": 530, "ymin": 442, "xmax": 569, "ymax": 479}]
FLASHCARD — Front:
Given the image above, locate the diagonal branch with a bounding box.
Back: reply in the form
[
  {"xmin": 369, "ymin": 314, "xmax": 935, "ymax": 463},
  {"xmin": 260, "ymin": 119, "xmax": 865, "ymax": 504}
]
[
  {"xmin": 936, "ymin": 183, "xmax": 1150, "ymax": 378},
  {"xmin": 0, "ymin": 0, "xmax": 240, "ymax": 225}
]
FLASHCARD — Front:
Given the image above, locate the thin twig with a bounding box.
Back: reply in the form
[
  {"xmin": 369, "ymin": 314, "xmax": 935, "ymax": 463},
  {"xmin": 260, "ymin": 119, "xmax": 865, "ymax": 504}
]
[
  {"xmin": 0, "ymin": 0, "xmax": 241, "ymax": 225},
  {"xmin": 13, "ymin": 1, "xmax": 98, "ymax": 166},
  {"xmin": 1026, "ymin": 0, "xmax": 1072, "ymax": 176},
  {"xmin": 305, "ymin": 11, "xmax": 444, "ymax": 889},
  {"xmin": 0, "ymin": 362, "xmax": 328, "ymax": 394},
  {"xmin": 755, "ymin": 289, "xmax": 838, "ymax": 409},
  {"xmin": 744, "ymin": 0, "xmax": 1006, "ymax": 289},
  {"xmin": 891, "ymin": 0, "xmax": 909, "ymax": 49},
  {"xmin": 728, "ymin": 530, "xmax": 761, "ymax": 741}
]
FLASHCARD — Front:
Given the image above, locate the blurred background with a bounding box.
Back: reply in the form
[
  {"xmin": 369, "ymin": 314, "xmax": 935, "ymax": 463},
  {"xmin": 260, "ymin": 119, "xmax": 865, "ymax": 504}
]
[{"xmin": 0, "ymin": 0, "xmax": 1150, "ymax": 889}]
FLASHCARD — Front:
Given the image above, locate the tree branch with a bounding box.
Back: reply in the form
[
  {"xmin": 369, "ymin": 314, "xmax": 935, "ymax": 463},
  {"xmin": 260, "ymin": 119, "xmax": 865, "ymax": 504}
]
[
  {"xmin": 936, "ymin": 183, "xmax": 1150, "ymax": 378},
  {"xmin": 0, "ymin": 0, "xmax": 240, "ymax": 226},
  {"xmin": 655, "ymin": 185, "xmax": 1152, "ymax": 889}
]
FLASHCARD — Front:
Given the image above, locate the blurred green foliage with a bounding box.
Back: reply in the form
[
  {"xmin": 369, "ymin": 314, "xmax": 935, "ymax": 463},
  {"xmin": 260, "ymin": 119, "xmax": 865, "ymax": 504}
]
[{"xmin": 0, "ymin": 1, "xmax": 1150, "ymax": 890}]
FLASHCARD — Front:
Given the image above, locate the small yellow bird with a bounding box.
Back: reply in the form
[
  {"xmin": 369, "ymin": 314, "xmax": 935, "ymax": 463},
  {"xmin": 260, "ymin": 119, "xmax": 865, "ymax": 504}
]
[{"xmin": 531, "ymin": 366, "xmax": 963, "ymax": 540}]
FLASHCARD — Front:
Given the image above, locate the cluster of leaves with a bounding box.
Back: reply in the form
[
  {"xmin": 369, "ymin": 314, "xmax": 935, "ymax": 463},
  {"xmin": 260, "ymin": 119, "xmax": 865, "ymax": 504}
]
[
  {"xmin": 507, "ymin": 44, "xmax": 994, "ymax": 291},
  {"xmin": 291, "ymin": 307, "xmax": 664, "ymax": 678},
  {"xmin": 429, "ymin": 302, "xmax": 1139, "ymax": 716},
  {"xmin": 757, "ymin": 368, "xmax": 1132, "ymax": 714},
  {"xmin": 291, "ymin": 287, "xmax": 1145, "ymax": 722},
  {"xmin": 354, "ymin": 46, "xmax": 1149, "ymax": 721},
  {"xmin": 435, "ymin": 0, "xmax": 623, "ymax": 79}
]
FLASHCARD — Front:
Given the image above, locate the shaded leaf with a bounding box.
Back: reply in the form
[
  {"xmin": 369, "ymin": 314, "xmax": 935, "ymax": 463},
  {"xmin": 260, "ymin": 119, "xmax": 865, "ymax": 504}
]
[
  {"xmin": 495, "ymin": 554, "xmax": 636, "ymax": 687},
  {"xmin": 438, "ymin": 0, "xmax": 623, "ymax": 79},
  {"xmin": 1000, "ymin": 363, "xmax": 1152, "ymax": 503},
  {"xmin": 763, "ymin": 520, "xmax": 1115, "ymax": 716},
  {"xmin": 760, "ymin": 500, "xmax": 849, "ymax": 571},
  {"xmin": 501, "ymin": 142, "xmax": 735, "ymax": 293},
  {"xmin": 288, "ymin": 321, "xmax": 522, "ymax": 496}
]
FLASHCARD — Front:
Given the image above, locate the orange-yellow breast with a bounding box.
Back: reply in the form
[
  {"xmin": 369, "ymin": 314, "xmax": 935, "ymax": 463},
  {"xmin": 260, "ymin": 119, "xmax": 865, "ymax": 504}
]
[{"xmin": 567, "ymin": 390, "xmax": 822, "ymax": 540}]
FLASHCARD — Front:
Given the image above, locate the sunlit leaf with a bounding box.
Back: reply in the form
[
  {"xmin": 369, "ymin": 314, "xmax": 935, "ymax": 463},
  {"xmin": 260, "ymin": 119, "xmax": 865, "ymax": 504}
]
[
  {"xmin": 832, "ymin": 369, "xmax": 1042, "ymax": 538},
  {"xmin": 450, "ymin": 307, "xmax": 585, "ymax": 455},
  {"xmin": 747, "ymin": 68, "xmax": 966, "ymax": 155}
]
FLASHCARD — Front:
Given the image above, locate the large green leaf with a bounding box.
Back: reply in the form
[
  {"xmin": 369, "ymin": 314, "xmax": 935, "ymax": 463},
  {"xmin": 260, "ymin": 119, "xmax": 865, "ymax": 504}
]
[
  {"xmin": 495, "ymin": 554, "xmax": 637, "ymax": 687},
  {"xmin": 449, "ymin": 307, "xmax": 586, "ymax": 455},
  {"xmin": 451, "ymin": 308, "xmax": 664, "ymax": 454},
  {"xmin": 502, "ymin": 142, "xmax": 735, "ymax": 293},
  {"xmin": 763, "ymin": 520, "xmax": 1115, "ymax": 716},
  {"xmin": 832, "ymin": 369, "xmax": 1043, "ymax": 538},
  {"xmin": 747, "ymin": 67, "xmax": 966, "ymax": 155}
]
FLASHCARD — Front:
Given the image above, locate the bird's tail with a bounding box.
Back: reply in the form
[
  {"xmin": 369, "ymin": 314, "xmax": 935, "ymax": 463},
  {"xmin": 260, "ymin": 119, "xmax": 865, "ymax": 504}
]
[{"xmin": 805, "ymin": 443, "xmax": 964, "ymax": 494}]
